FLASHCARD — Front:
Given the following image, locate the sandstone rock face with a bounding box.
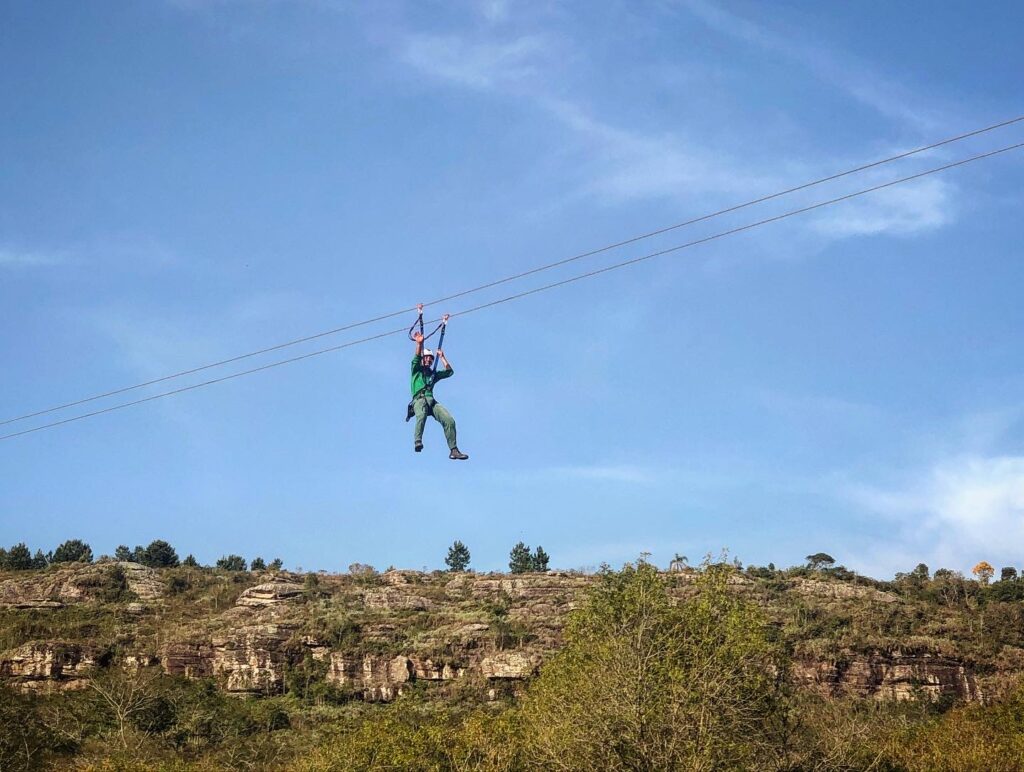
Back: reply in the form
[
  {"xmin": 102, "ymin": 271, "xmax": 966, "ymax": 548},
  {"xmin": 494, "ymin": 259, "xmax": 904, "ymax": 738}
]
[
  {"xmin": 235, "ymin": 582, "xmax": 304, "ymax": 607},
  {"xmin": 210, "ymin": 623, "xmax": 298, "ymax": 693},
  {"xmin": 411, "ymin": 657, "xmax": 465, "ymax": 682},
  {"xmin": 0, "ymin": 642, "xmax": 100, "ymax": 690},
  {"xmin": 791, "ymin": 578, "xmax": 897, "ymax": 603},
  {"xmin": 0, "ymin": 562, "xmax": 163, "ymax": 608},
  {"xmin": 481, "ymin": 651, "xmax": 536, "ymax": 679},
  {"xmin": 162, "ymin": 641, "xmax": 215, "ymax": 679},
  {"xmin": 327, "ymin": 653, "xmax": 464, "ymax": 700},
  {"xmin": 329, "ymin": 653, "xmax": 413, "ymax": 701},
  {"xmin": 363, "ymin": 586, "xmax": 434, "ymax": 611},
  {"xmin": 794, "ymin": 652, "xmax": 981, "ymax": 702},
  {"xmin": 118, "ymin": 562, "xmax": 164, "ymax": 600},
  {"xmin": 468, "ymin": 573, "xmax": 593, "ymax": 603}
]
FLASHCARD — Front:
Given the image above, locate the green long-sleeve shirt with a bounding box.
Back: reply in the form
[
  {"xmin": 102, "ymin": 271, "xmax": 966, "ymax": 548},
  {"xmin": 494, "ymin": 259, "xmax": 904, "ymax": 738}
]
[{"xmin": 411, "ymin": 355, "xmax": 453, "ymax": 398}]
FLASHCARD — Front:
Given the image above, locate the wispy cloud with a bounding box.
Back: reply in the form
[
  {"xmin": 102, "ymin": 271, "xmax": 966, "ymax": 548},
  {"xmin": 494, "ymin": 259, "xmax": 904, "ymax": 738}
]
[
  {"xmin": 393, "ymin": 11, "xmax": 957, "ymax": 243},
  {"xmin": 552, "ymin": 464, "xmax": 658, "ymax": 484},
  {"xmin": 675, "ymin": 0, "xmax": 946, "ymax": 132},
  {"xmin": 0, "ymin": 247, "xmax": 67, "ymax": 269},
  {"xmin": 399, "ymin": 32, "xmax": 546, "ymax": 90},
  {"xmin": 809, "ymin": 177, "xmax": 955, "ymax": 237}
]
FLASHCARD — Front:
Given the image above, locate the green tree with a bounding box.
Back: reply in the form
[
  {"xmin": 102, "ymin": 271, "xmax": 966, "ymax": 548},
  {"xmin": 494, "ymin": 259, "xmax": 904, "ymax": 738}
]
[
  {"xmin": 446, "ymin": 541, "xmax": 471, "ymax": 572},
  {"xmin": 532, "ymin": 545, "xmax": 550, "ymax": 572},
  {"xmin": 31, "ymin": 550, "xmax": 49, "ymax": 569},
  {"xmin": 217, "ymin": 555, "xmax": 247, "ymax": 571},
  {"xmin": 6, "ymin": 543, "xmax": 33, "ymax": 571},
  {"xmin": 806, "ymin": 552, "xmax": 836, "ymax": 570},
  {"xmin": 0, "ymin": 547, "xmax": 6, "ymax": 569},
  {"xmin": 114, "ymin": 545, "xmax": 133, "ymax": 562},
  {"xmin": 182, "ymin": 554, "xmax": 199, "ymax": 567},
  {"xmin": 51, "ymin": 539, "xmax": 93, "ymax": 564},
  {"xmin": 520, "ymin": 560, "xmax": 788, "ymax": 770},
  {"xmin": 250, "ymin": 557, "xmax": 266, "ymax": 571},
  {"xmin": 269, "ymin": 558, "xmax": 283, "ymax": 570},
  {"xmin": 1000, "ymin": 567, "xmax": 1018, "ymax": 582},
  {"xmin": 509, "ymin": 541, "xmax": 532, "ymax": 573},
  {"xmin": 141, "ymin": 540, "xmax": 179, "ymax": 568}
]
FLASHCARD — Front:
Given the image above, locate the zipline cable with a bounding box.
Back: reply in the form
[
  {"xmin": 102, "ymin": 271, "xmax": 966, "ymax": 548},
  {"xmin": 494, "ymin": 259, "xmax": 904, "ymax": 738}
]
[
  {"xmin": 2, "ymin": 140, "xmax": 1021, "ymax": 443},
  {"xmin": 3, "ymin": 114, "xmax": 1023, "ymax": 428}
]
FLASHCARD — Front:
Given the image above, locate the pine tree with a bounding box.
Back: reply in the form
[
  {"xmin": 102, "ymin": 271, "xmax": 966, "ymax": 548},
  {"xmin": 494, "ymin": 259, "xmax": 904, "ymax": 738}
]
[
  {"xmin": 216, "ymin": 555, "xmax": 247, "ymax": 571},
  {"xmin": 445, "ymin": 541, "xmax": 471, "ymax": 572},
  {"xmin": 114, "ymin": 545, "xmax": 133, "ymax": 562},
  {"xmin": 51, "ymin": 539, "xmax": 94, "ymax": 564},
  {"xmin": 250, "ymin": 557, "xmax": 266, "ymax": 571},
  {"xmin": 509, "ymin": 541, "xmax": 533, "ymax": 573},
  {"xmin": 142, "ymin": 540, "xmax": 179, "ymax": 568},
  {"xmin": 6, "ymin": 543, "xmax": 32, "ymax": 570},
  {"xmin": 532, "ymin": 545, "xmax": 550, "ymax": 572},
  {"xmin": 269, "ymin": 558, "xmax": 283, "ymax": 571},
  {"xmin": 31, "ymin": 549, "xmax": 48, "ymax": 569},
  {"xmin": 182, "ymin": 554, "xmax": 199, "ymax": 567}
]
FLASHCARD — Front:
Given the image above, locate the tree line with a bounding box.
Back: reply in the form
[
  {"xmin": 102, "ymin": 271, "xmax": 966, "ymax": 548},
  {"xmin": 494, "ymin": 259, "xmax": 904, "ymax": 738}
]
[{"xmin": 0, "ymin": 539, "xmax": 282, "ymax": 573}]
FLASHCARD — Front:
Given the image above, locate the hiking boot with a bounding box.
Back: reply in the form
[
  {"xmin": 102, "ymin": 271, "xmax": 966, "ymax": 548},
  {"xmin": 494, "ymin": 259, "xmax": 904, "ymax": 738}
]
[
  {"xmin": 414, "ymin": 440, "xmax": 423, "ymax": 453},
  {"xmin": 449, "ymin": 447, "xmax": 469, "ymax": 460}
]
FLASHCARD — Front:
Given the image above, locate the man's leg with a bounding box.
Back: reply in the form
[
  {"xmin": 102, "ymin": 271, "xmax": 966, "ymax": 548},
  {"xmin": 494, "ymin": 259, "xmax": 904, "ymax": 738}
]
[
  {"xmin": 431, "ymin": 402, "xmax": 466, "ymax": 459},
  {"xmin": 413, "ymin": 396, "xmax": 430, "ymax": 450}
]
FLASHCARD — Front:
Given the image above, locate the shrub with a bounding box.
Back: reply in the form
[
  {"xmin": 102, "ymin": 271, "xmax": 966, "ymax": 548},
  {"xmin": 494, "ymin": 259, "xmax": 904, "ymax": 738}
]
[
  {"xmin": 0, "ymin": 685, "xmax": 52, "ymax": 770},
  {"xmin": 520, "ymin": 560, "xmax": 789, "ymax": 770}
]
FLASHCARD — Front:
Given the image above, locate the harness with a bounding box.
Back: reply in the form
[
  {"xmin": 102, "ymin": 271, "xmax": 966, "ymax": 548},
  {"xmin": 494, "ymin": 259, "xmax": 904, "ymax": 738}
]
[{"xmin": 405, "ymin": 310, "xmax": 448, "ymax": 422}]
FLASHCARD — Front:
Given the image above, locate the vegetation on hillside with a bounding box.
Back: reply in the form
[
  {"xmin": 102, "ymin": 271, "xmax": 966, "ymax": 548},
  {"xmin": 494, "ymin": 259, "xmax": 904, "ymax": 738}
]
[{"xmin": 2, "ymin": 554, "xmax": 1024, "ymax": 769}]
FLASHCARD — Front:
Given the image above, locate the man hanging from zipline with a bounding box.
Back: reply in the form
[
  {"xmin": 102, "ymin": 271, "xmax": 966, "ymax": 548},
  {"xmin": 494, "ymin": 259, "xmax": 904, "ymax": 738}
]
[{"xmin": 407, "ymin": 304, "xmax": 469, "ymax": 460}]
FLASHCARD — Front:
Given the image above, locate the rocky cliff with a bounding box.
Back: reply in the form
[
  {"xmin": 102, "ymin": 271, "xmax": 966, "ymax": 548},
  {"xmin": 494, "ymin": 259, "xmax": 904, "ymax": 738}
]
[{"xmin": 0, "ymin": 562, "xmax": 1012, "ymax": 704}]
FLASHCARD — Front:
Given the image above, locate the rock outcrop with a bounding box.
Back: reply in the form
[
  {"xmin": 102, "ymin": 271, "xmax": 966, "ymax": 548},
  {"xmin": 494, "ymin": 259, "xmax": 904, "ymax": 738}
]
[
  {"xmin": 236, "ymin": 582, "xmax": 304, "ymax": 607},
  {"xmin": 0, "ymin": 567, "xmax": 998, "ymax": 706},
  {"xmin": 791, "ymin": 578, "xmax": 897, "ymax": 603},
  {"xmin": 0, "ymin": 562, "xmax": 162, "ymax": 608},
  {"xmin": 794, "ymin": 651, "xmax": 982, "ymax": 702},
  {"xmin": 0, "ymin": 642, "xmax": 101, "ymax": 691}
]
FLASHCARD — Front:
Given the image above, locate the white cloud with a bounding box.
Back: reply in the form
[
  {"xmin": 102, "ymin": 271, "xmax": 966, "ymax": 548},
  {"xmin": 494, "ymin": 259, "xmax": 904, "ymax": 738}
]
[{"xmin": 850, "ymin": 455, "xmax": 1024, "ymax": 574}]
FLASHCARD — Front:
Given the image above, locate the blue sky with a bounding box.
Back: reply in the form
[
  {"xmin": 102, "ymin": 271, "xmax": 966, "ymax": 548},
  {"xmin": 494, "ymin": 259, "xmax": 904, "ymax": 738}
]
[{"xmin": 2, "ymin": 0, "xmax": 1023, "ymax": 577}]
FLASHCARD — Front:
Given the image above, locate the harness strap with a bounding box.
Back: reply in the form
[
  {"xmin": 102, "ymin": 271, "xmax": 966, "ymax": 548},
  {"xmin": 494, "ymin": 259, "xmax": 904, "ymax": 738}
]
[
  {"xmin": 431, "ymin": 317, "xmax": 448, "ymax": 375},
  {"xmin": 407, "ymin": 312, "xmax": 444, "ymax": 343}
]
